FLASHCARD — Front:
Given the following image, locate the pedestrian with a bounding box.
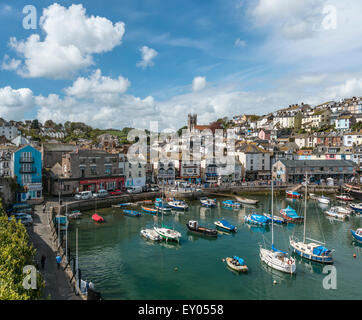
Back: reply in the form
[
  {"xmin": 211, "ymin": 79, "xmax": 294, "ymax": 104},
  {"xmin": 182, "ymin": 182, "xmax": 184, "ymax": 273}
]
[
  {"xmin": 56, "ymin": 254, "xmax": 62, "ymax": 269},
  {"xmin": 42, "ymin": 203, "xmax": 46, "ymax": 213},
  {"xmin": 41, "ymin": 254, "xmax": 46, "ymax": 269}
]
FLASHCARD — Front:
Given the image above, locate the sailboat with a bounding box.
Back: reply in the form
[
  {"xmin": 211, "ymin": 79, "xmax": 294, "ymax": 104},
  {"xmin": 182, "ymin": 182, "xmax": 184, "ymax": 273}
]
[
  {"xmin": 289, "ymin": 173, "xmax": 334, "ymax": 264},
  {"xmin": 260, "ymin": 180, "xmax": 296, "ymax": 274}
]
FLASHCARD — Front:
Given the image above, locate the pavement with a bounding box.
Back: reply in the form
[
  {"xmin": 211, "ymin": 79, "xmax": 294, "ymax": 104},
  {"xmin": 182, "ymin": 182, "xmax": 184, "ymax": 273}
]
[{"xmin": 27, "ymin": 204, "xmax": 80, "ymax": 300}]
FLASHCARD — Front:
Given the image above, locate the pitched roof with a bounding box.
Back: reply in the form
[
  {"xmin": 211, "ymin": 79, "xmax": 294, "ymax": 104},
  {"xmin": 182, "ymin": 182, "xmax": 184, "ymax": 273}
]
[{"xmin": 278, "ymin": 159, "xmax": 356, "ymax": 168}]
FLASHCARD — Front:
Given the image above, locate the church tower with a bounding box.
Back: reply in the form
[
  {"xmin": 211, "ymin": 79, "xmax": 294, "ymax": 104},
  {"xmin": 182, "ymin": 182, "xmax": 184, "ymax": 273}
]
[{"xmin": 187, "ymin": 113, "xmax": 197, "ymax": 131}]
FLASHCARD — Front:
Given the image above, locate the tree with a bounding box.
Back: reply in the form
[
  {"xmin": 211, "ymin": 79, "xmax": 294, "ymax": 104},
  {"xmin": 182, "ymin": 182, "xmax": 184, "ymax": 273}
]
[
  {"xmin": 31, "ymin": 119, "xmax": 40, "ymax": 130},
  {"xmin": 44, "ymin": 120, "xmax": 56, "ymax": 128}
]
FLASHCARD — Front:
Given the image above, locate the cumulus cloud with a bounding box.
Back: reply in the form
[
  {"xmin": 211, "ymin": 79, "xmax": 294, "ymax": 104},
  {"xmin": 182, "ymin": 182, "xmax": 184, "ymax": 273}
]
[
  {"xmin": 192, "ymin": 76, "xmax": 207, "ymax": 92},
  {"xmin": 64, "ymin": 69, "xmax": 130, "ymax": 100},
  {"xmin": 0, "ymin": 86, "xmax": 35, "ymax": 119},
  {"xmin": 1, "ymin": 54, "xmax": 21, "ymax": 71},
  {"xmin": 136, "ymin": 46, "xmax": 158, "ymax": 69},
  {"xmin": 234, "ymin": 38, "xmax": 247, "ymax": 47},
  {"xmin": 6, "ymin": 3, "xmax": 125, "ymax": 79}
]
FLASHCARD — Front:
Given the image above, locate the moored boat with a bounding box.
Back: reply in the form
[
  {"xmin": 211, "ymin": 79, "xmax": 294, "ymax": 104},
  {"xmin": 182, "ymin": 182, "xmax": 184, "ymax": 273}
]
[
  {"xmin": 286, "ymin": 190, "xmax": 302, "ymax": 199},
  {"xmin": 235, "ymin": 196, "xmax": 259, "ymax": 205},
  {"xmin": 154, "ymin": 225, "xmax": 182, "ymax": 242},
  {"xmin": 92, "ymin": 213, "xmax": 104, "ymax": 223},
  {"xmin": 263, "ymin": 213, "xmax": 285, "ymax": 224},
  {"xmin": 214, "ymin": 219, "xmax": 237, "ymax": 232},
  {"xmin": 155, "ymin": 198, "xmax": 172, "ymax": 212},
  {"xmin": 280, "ymin": 206, "xmax": 303, "ymax": 223},
  {"xmin": 123, "ymin": 210, "xmax": 141, "ymax": 217},
  {"xmin": 140, "ymin": 228, "xmax": 162, "ymax": 241},
  {"xmin": 336, "ymin": 194, "xmax": 354, "ymax": 201},
  {"xmin": 349, "ymin": 203, "xmax": 362, "ymax": 214},
  {"xmin": 200, "ymin": 197, "xmax": 216, "ymax": 207},
  {"xmin": 187, "ymin": 220, "xmax": 218, "ymax": 237},
  {"xmin": 112, "ymin": 203, "xmax": 133, "ymax": 208},
  {"xmin": 317, "ymin": 195, "xmax": 330, "ymax": 204},
  {"xmin": 141, "ymin": 206, "xmax": 158, "ymax": 215},
  {"xmin": 343, "ymin": 184, "xmax": 362, "ymax": 200},
  {"xmin": 244, "ymin": 214, "xmax": 269, "ymax": 227},
  {"xmin": 325, "ymin": 208, "xmax": 348, "ymax": 220},
  {"xmin": 331, "ymin": 206, "xmax": 353, "ymax": 215},
  {"xmin": 67, "ymin": 210, "xmax": 82, "ymax": 220},
  {"xmin": 225, "ymin": 256, "xmax": 248, "ymax": 272},
  {"xmin": 351, "ymin": 229, "xmax": 362, "ymax": 243},
  {"xmin": 167, "ymin": 199, "xmax": 189, "ymax": 211},
  {"xmin": 222, "ymin": 200, "xmax": 241, "ymax": 208}
]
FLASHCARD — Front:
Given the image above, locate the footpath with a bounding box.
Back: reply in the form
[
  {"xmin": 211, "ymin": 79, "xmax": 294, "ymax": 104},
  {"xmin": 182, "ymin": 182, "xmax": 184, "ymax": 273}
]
[{"xmin": 27, "ymin": 204, "xmax": 80, "ymax": 300}]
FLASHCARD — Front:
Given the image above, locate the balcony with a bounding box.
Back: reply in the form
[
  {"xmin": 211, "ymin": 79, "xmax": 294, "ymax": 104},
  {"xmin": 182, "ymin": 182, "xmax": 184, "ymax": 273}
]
[
  {"xmin": 20, "ymin": 156, "xmax": 34, "ymax": 163},
  {"xmin": 20, "ymin": 167, "xmax": 37, "ymax": 173}
]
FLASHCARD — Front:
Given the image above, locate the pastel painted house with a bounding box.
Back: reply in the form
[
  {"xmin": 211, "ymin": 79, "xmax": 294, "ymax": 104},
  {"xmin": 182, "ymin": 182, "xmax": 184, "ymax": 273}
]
[{"xmin": 11, "ymin": 145, "xmax": 43, "ymax": 202}]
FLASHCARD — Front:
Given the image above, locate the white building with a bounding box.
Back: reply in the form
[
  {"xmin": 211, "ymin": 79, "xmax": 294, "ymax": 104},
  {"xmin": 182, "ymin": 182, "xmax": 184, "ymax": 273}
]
[{"xmin": 0, "ymin": 124, "xmax": 20, "ymax": 141}]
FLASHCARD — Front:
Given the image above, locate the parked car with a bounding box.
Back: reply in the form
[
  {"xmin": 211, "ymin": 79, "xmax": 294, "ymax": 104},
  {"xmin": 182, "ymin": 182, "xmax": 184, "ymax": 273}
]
[
  {"xmin": 8, "ymin": 214, "xmax": 33, "ymax": 226},
  {"xmin": 126, "ymin": 186, "xmax": 143, "ymax": 194},
  {"xmin": 150, "ymin": 186, "xmax": 159, "ymax": 192},
  {"xmin": 93, "ymin": 189, "xmax": 109, "ymax": 198},
  {"xmin": 109, "ymin": 189, "xmax": 123, "ymax": 196},
  {"xmin": 75, "ymin": 191, "xmax": 93, "ymax": 200}
]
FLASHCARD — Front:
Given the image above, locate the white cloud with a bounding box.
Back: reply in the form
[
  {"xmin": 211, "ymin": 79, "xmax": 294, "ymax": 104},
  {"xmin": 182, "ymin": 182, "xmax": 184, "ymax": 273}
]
[
  {"xmin": 64, "ymin": 69, "xmax": 130, "ymax": 100},
  {"xmin": 0, "ymin": 86, "xmax": 35, "ymax": 119},
  {"xmin": 6, "ymin": 3, "xmax": 125, "ymax": 79},
  {"xmin": 1, "ymin": 54, "xmax": 21, "ymax": 71},
  {"xmin": 234, "ymin": 38, "xmax": 247, "ymax": 47},
  {"xmin": 137, "ymin": 46, "xmax": 158, "ymax": 69},
  {"xmin": 192, "ymin": 76, "xmax": 207, "ymax": 92}
]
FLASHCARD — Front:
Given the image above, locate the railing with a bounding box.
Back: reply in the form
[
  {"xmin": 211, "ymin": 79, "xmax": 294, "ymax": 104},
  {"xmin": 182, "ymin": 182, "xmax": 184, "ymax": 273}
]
[{"xmin": 20, "ymin": 167, "xmax": 37, "ymax": 173}]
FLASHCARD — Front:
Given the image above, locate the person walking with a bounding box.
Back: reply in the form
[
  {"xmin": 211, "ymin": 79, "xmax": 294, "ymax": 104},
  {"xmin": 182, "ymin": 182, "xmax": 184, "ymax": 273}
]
[
  {"xmin": 42, "ymin": 203, "xmax": 46, "ymax": 214},
  {"xmin": 56, "ymin": 254, "xmax": 62, "ymax": 269},
  {"xmin": 41, "ymin": 254, "xmax": 46, "ymax": 269}
]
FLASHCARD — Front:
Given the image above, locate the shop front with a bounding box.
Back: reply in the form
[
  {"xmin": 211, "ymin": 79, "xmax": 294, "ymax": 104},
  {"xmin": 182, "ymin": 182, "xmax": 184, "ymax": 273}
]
[{"xmin": 80, "ymin": 177, "xmax": 125, "ymax": 192}]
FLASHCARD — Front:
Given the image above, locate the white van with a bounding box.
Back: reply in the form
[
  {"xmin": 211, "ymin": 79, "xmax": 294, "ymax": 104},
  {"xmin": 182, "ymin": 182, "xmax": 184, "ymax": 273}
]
[
  {"xmin": 75, "ymin": 191, "xmax": 93, "ymax": 200},
  {"xmin": 126, "ymin": 186, "xmax": 142, "ymax": 194}
]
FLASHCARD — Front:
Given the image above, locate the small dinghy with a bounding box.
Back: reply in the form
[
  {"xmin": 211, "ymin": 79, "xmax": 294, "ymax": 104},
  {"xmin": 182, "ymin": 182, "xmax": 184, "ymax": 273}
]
[
  {"xmin": 263, "ymin": 213, "xmax": 286, "ymax": 224},
  {"xmin": 225, "ymin": 256, "xmax": 248, "ymax": 273},
  {"xmin": 280, "ymin": 206, "xmax": 303, "ymax": 223},
  {"xmin": 286, "ymin": 190, "xmax": 301, "ymax": 199},
  {"xmin": 141, "ymin": 206, "xmax": 158, "ymax": 215},
  {"xmin": 140, "ymin": 228, "xmax": 162, "ymax": 241},
  {"xmin": 235, "ymin": 196, "xmax": 258, "ymax": 205},
  {"xmin": 317, "ymin": 196, "xmax": 330, "ymax": 204},
  {"xmin": 336, "ymin": 194, "xmax": 354, "ymax": 201},
  {"xmin": 222, "ymin": 200, "xmax": 241, "ymax": 208},
  {"xmin": 92, "ymin": 213, "xmax": 104, "ymax": 223},
  {"xmin": 350, "ymin": 203, "xmax": 362, "ymax": 214},
  {"xmin": 351, "ymin": 228, "xmax": 362, "ymax": 243},
  {"xmin": 244, "ymin": 214, "xmax": 269, "ymax": 227},
  {"xmin": 67, "ymin": 210, "xmax": 82, "ymax": 220},
  {"xmin": 214, "ymin": 219, "xmax": 237, "ymax": 232},
  {"xmin": 200, "ymin": 197, "xmax": 216, "ymax": 207},
  {"xmin": 187, "ymin": 220, "xmax": 218, "ymax": 237},
  {"xmin": 123, "ymin": 210, "xmax": 141, "ymax": 217},
  {"xmin": 325, "ymin": 208, "xmax": 348, "ymax": 220}
]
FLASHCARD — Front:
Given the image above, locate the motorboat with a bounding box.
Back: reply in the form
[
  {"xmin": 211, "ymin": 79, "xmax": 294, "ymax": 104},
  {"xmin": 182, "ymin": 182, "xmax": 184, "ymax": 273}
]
[
  {"xmin": 123, "ymin": 210, "xmax": 141, "ymax": 217},
  {"xmin": 325, "ymin": 208, "xmax": 348, "ymax": 220},
  {"xmin": 225, "ymin": 256, "xmax": 248, "ymax": 273},
  {"xmin": 140, "ymin": 228, "xmax": 162, "ymax": 241},
  {"xmin": 351, "ymin": 229, "xmax": 362, "ymax": 243},
  {"xmin": 67, "ymin": 210, "xmax": 82, "ymax": 220},
  {"xmin": 214, "ymin": 219, "xmax": 237, "ymax": 232},
  {"xmin": 235, "ymin": 196, "xmax": 259, "ymax": 205},
  {"xmin": 349, "ymin": 203, "xmax": 362, "ymax": 214},
  {"xmin": 222, "ymin": 200, "xmax": 241, "ymax": 208},
  {"xmin": 155, "ymin": 198, "xmax": 171, "ymax": 212},
  {"xmin": 317, "ymin": 196, "xmax": 330, "ymax": 204},
  {"xmin": 92, "ymin": 213, "xmax": 104, "ymax": 223},
  {"xmin": 263, "ymin": 213, "xmax": 286, "ymax": 224},
  {"xmin": 167, "ymin": 199, "xmax": 189, "ymax": 211},
  {"xmin": 112, "ymin": 203, "xmax": 133, "ymax": 208},
  {"xmin": 244, "ymin": 214, "xmax": 269, "ymax": 227},
  {"xmin": 286, "ymin": 190, "xmax": 302, "ymax": 199},
  {"xmin": 200, "ymin": 197, "xmax": 216, "ymax": 208},
  {"xmin": 330, "ymin": 206, "xmax": 352, "ymax": 215},
  {"xmin": 186, "ymin": 220, "xmax": 218, "ymax": 237},
  {"xmin": 336, "ymin": 194, "xmax": 354, "ymax": 201},
  {"xmin": 280, "ymin": 206, "xmax": 303, "ymax": 223},
  {"xmin": 343, "ymin": 184, "xmax": 362, "ymax": 200},
  {"xmin": 154, "ymin": 226, "xmax": 182, "ymax": 242}
]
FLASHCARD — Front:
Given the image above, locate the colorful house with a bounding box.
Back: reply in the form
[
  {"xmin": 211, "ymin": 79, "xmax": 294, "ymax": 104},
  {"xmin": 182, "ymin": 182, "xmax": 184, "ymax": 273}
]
[{"xmin": 11, "ymin": 145, "xmax": 43, "ymax": 202}]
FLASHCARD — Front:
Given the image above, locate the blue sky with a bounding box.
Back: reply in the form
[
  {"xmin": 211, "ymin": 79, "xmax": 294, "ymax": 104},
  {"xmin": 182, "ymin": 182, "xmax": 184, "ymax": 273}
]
[{"xmin": 1, "ymin": 0, "xmax": 362, "ymax": 130}]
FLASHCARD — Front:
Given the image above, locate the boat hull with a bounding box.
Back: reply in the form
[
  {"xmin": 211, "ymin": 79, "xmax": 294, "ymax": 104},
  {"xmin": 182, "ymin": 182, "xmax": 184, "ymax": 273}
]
[
  {"xmin": 351, "ymin": 230, "xmax": 362, "ymax": 243},
  {"xmin": 235, "ymin": 196, "xmax": 258, "ymax": 205},
  {"xmin": 259, "ymin": 248, "xmax": 296, "ymax": 274},
  {"xmin": 186, "ymin": 224, "xmax": 218, "ymax": 237},
  {"xmin": 290, "ymin": 241, "xmax": 333, "ymax": 264},
  {"xmin": 226, "ymin": 257, "xmax": 248, "ymax": 272}
]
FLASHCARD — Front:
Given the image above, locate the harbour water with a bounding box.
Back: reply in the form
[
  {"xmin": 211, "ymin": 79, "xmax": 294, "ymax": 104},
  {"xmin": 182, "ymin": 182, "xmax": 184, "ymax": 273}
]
[{"xmin": 67, "ymin": 195, "xmax": 362, "ymax": 300}]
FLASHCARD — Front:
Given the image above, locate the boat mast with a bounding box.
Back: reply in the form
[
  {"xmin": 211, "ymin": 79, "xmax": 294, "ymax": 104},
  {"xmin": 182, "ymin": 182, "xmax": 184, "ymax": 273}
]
[
  {"xmin": 271, "ymin": 178, "xmax": 274, "ymax": 247},
  {"xmin": 303, "ymin": 172, "xmax": 307, "ymax": 243}
]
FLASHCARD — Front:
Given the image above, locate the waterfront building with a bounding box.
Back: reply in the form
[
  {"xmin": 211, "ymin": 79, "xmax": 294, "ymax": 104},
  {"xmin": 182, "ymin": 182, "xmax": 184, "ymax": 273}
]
[
  {"xmin": 11, "ymin": 144, "xmax": 43, "ymax": 202},
  {"xmin": 154, "ymin": 160, "xmax": 176, "ymax": 184},
  {"xmin": 335, "ymin": 114, "xmax": 355, "ymax": 131},
  {"xmin": 0, "ymin": 145, "xmax": 16, "ymax": 177},
  {"xmin": 343, "ymin": 131, "xmax": 362, "ymax": 147},
  {"xmin": 272, "ymin": 159, "xmax": 356, "ymax": 184}
]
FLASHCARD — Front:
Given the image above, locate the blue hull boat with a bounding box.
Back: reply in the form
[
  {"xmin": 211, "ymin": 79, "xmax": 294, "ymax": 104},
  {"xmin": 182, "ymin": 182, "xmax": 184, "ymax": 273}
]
[
  {"xmin": 214, "ymin": 219, "xmax": 237, "ymax": 232},
  {"xmin": 349, "ymin": 203, "xmax": 362, "ymax": 214},
  {"xmin": 222, "ymin": 200, "xmax": 241, "ymax": 208},
  {"xmin": 123, "ymin": 210, "xmax": 141, "ymax": 217},
  {"xmin": 351, "ymin": 229, "xmax": 362, "ymax": 243},
  {"xmin": 244, "ymin": 214, "xmax": 269, "ymax": 227}
]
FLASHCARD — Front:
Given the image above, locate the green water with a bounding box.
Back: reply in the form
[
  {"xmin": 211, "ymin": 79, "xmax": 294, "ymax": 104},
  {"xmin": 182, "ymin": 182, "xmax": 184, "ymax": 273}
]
[{"xmin": 67, "ymin": 196, "xmax": 362, "ymax": 300}]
